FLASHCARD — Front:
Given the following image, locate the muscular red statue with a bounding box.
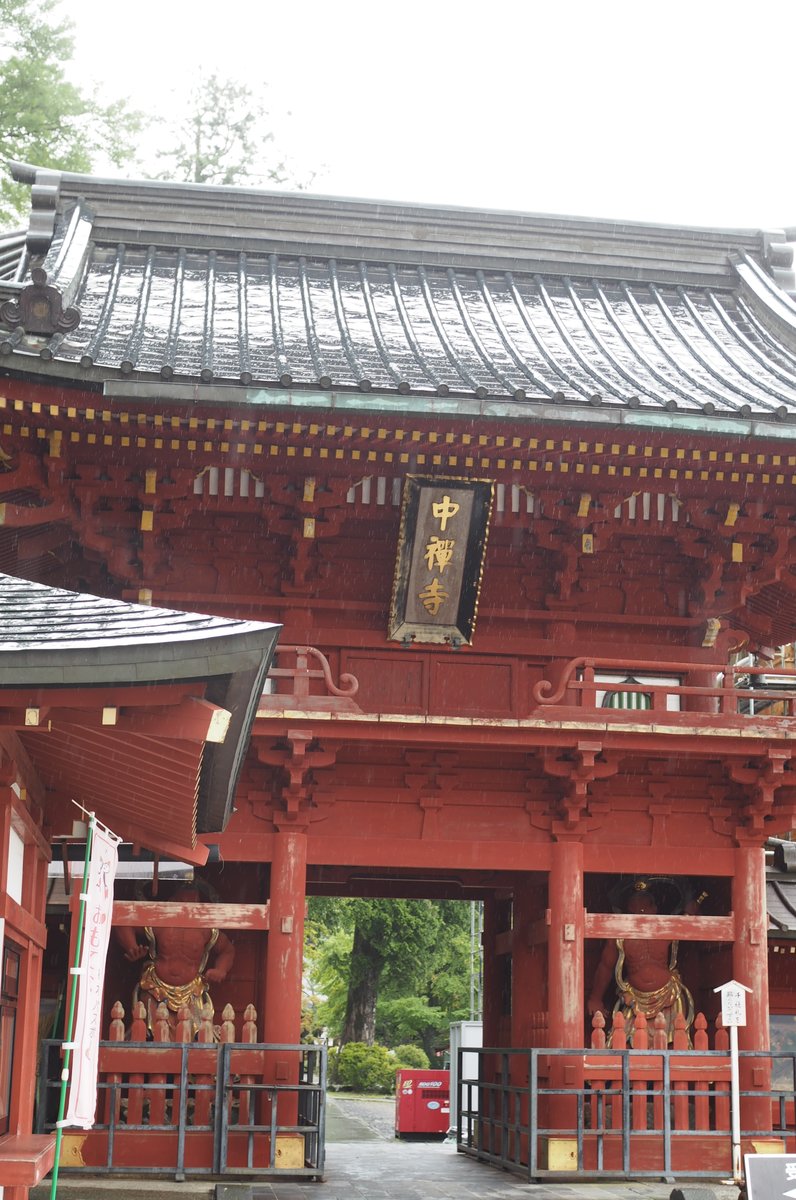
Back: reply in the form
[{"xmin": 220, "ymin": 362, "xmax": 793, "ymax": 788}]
[
  {"xmin": 587, "ymin": 881, "xmax": 696, "ymax": 1046},
  {"xmin": 116, "ymin": 885, "xmax": 235, "ymax": 1035}
]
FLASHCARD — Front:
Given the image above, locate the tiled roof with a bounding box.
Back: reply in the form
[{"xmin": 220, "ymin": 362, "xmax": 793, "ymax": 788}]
[
  {"xmin": 768, "ymin": 843, "xmax": 796, "ymax": 935},
  {"xmin": 0, "ymin": 571, "xmax": 278, "ymax": 683},
  {"xmin": 3, "ymin": 164, "xmax": 796, "ymax": 423},
  {"xmin": 0, "ymin": 572, "xmax": 281, "ymax": 835}
]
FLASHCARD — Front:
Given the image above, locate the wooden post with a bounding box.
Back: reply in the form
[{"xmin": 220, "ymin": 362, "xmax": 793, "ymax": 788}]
[
  {"xmin": 687, "ymin": 668, "xmax": 720, "ymax": 714},
  {"xmin": 547, "ymin": 840, "xmax": 585, "ymax": 1142},
  {"xmin": 632, "ymin": 1012, "xmax": 648, "ymax": 1133},
  {"xmin": 481, "ymin": 895, "xmax": 501, "ymax": 1049},
  {"xmin": 693, "ymin": 1013, "xmax": 710, "ymax": 1131},
  {"xmin": 149, "ymin": 1002, "xmax": 170, "ymax": 1127},
  {"xmin": 732, "ymin": 844, "xmax": 771, "ymax": 1132},
  {"xmin": 652, "ymin": 1013, "xmax": 666, "ymax": 1132},
  {"xmin": 589, "ymin": 1012, "xmax": 606, "ymax": 1134},
  {"xmin": 105, "ymin": 1001, "xmax": 125, "ymax": 1127},
  {"xmin": 510, "ymin": 879, "xmax": 543, "ymax": 1163},
  {"xmin": 672, "ymin": 1012, "xmax": 689, "ymax": 1132},
  {"xmin": 263, "ymin": 827, "xmax": 308, "ymax": 1130},
  {"xmin": 511, "ymin": 879, "xmax": 545, "ymax": 1048},
  {"xmin": 238, "ymin": 1003, "xmax": 257, "ymax": 1128},
  {"xmin": 193, "ymin": 1001, "xmax": 214, "ymax": 1127},
  {"xmin": 480, "ymin": 894, "xmax": 504, "ymax": 1158},
  {"xmin": 610, "ymin": 1012, "xmax": 626, "ymax": 1132},
  {"xmin": 126, "ymin": 1002, "xmax": 146, "ymax": 1127},
  {"xmin": 220, "ymin": 1004, "xmax": 236, "ymax": 1129},
  {"xmin": 547, "ymin": 840, "xmax": 585, "ymax": 1047}
]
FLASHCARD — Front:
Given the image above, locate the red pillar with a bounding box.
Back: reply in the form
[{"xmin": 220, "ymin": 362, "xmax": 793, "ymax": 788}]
[
  {"xmin": 263, "ymin": 827, "xmax": 307, "ymax": 1046},
  {"xmin": 546, "ymin": 839, "xmax": 585, "ymax": 1143},
  {"xmin": 511, "ymin": 880, "xmax": 546, "ymax": 1048},
  {"xmin": 263, "ymin": 826, "xmax": 308, "ymax": 1137},
  {"xmin": 687, "ymin": 667, "xmax": 720, "ymax": 714},
  {"xmin": 732, "ymin": 845, "xmax": 769, "ymax": 1051},
  {"xmin": 732, "ymin": 844, "xmax": 770, "ymax": 1133},
  {"xmin": 547, "ymin": 839, "xmax": 585, "ymax": 1048},
  {"xmin": 481, "ymin": 895, "xmax": 502, "ymax": 1050}
]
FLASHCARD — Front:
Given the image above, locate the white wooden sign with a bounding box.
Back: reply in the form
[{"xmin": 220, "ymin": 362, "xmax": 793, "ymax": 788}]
[{"xmin": 714, "ymin": 979, "xmax": 751, "ymax": 1028}]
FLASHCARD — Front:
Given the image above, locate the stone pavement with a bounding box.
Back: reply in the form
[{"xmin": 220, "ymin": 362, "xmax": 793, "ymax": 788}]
[
  {"xmin": 32, "ymin": 1096, "xmax": 743, "ymax": 1200},
  {"xmin": 33, "ymin": 1140, "xmax": 743, "ymax": 1200}
]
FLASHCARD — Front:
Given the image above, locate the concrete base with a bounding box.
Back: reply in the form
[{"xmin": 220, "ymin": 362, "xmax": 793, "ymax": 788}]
[
  {"xmin": 31, "ymin": 1183, "xmax": 215, "ymax": 1200},
  {"xmin": 670, "ymin": 1188, "xmax": 719, "ymax": 1200}
]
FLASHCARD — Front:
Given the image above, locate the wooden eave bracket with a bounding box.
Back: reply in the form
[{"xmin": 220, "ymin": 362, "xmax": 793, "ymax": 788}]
[
  {"xmin": 4, "ymin": 696, "xmax": 231, "ymax": 743},
  {"xmin": 729, "ymin": 747, "xmax": 795, "ymax": 834}
]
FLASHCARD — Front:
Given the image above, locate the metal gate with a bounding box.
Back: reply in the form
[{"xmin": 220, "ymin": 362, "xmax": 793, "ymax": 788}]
[
  {"xmin": 37, "ymin": 1038, "xmax": 326, "ymax": 1180},
  {"xmin": 456, "ymin": 1045, "xmax": 796, "ymax": 1180}
]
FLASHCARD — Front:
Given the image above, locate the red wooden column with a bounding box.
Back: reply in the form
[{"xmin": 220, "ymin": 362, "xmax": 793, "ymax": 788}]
[
  {"xmin": 547, "ymin": 839, "xmax": 585, "ymax": 1048},
  {"xmin": 509, "ymin": 878, "xmax": 544, "ymax": 1164},
  {"xmin": 263, "ymin": 826, "xmax": 308, "ymax": 1045},
  {"xmin": 263, "ymin": 825, "xmax": 308, "ymax": 1133},
  {"xmin": 481, "ymin": 895, "xmax": 501, "ymax": 1049},
  {"xmin": 732, "ymin": 844, "xmax": 770, "ymax": 1133},
  {"xmin": 686, "ymin": 667, "xmax": 720, "ymax": 715},
  {"xmin": 511, "ymin": 881, "xmax": 545, "ymax": 1048},
  {"xmin": 546, "ymin": 839, "xmax": 585, "ymax": 1141}
]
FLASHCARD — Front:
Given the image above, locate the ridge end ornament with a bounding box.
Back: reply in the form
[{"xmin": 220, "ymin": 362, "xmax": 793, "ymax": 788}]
[
  {"xmin": 388, "ymin": 475, "xmax": 493, "ymax": 646},
  {"xmin": 0, "ymin": 267, "xmax": 81, "ymax": 336}
]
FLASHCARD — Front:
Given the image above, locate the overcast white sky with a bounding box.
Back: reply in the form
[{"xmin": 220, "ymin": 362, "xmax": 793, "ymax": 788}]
[{"xmin": 65, "ymin": 0, "xmax": 796, "ymax": 232}]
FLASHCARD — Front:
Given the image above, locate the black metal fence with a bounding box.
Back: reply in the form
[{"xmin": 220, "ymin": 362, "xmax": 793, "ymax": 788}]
[
  {"xmin": 456, "ymin": 1046, "xmax": 796, "ymax": 1181},
  {"xmin": 37, "ymin": 1039, "xmax": 326, "ymax": 1181}
]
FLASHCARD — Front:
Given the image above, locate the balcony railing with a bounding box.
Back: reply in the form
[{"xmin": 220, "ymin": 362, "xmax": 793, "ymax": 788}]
[
  {"xmin": 533, "ymin": 657, "xmax": 796, "ymax": 721},
  {"xmin": 258, "ymin": 645, "xmax": 796, "ymax": 727}
]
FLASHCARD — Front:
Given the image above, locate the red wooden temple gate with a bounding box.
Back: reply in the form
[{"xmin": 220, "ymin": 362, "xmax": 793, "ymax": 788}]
[{"xmin": 3, "ymin": 163, "xmax": 796, "ymax": 1181}]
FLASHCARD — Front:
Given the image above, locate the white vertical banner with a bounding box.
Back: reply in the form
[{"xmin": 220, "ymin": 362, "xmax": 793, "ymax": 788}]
[{"xmin": 65, "ymin": 821, "xmax": 120, "ymax": 1128}]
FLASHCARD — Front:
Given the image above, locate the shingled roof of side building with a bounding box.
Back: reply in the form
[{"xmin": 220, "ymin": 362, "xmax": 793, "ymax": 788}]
[
  {"xmin": 0, "ymin": 572, "xmax": 281, "ymax": 839},
  {"xmin": 2, "ymin": 161, "xmax": 796, "ymax": 430}
]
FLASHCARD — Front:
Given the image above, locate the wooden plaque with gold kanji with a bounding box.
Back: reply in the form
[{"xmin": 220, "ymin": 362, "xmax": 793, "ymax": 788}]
[{"xmin": 388, "ymin": 476, "xmax": 493, "ymax": 645}]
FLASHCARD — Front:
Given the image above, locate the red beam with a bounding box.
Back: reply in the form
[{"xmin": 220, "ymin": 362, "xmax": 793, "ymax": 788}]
[
  {"xmin": 1, "ymin": 894, "xmax": 47, "ymax": 948},
  {"xmin": 112, "ymin": 901, "xmax": 269, "ymax": 929},
  {"xmin": 105, "ymin": 818, "xmax": 209, "ymax": 867},
  {"xmin": 585, "ymin": 912, "xmax": 735, "ymax": 942},
  {"xmin": 49, "ymin": 698, "xmax": 230, "ymax": 743},
  {"xmin": 0, "ymin": 684, "xmax": 204, "ymax": 709}
]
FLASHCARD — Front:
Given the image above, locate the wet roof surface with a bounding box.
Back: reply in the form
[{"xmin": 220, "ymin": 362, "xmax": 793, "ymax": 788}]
[
  {"xmin": 4, "ymin": 167, "xmax": 796, "ymax": 423},
  {"xmin": 0, "ymin": 572, "xmax": 270, "ymax": 651},
  {"xmin": 30, "ymin": 241, "xmax": 796, "ymax": 417},
  {"xmin": 769, "ymin": 874, "xmax": 796, "ymax": 933},
  {"xmin": 0, "ymin": 572, "xmax": 279, "ymax": 690}
]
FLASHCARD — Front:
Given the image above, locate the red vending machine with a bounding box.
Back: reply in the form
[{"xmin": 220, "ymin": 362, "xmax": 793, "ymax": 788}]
[{"xmin": 394, "ymin": 1069, "xmax": 450, "ymax": 1136}]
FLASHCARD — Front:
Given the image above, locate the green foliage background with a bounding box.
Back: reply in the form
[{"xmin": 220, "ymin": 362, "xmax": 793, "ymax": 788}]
[
  {"xmin": 0, "ymin": 0, "xmax": 142, "ymax": 224},
  {"xmin": 306, "ymin": 897, "xmax": 475, "ymax": 1060}
]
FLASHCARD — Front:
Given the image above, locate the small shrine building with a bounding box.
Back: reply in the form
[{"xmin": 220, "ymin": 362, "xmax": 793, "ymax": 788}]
[{"xmin": 2, "ymin": 162, "xmax": 796, "ymax": 1181}]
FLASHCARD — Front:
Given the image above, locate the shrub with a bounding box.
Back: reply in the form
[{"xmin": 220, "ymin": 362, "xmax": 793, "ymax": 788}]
[
  {"xmin": 334, "ymin": 1042, "xmax": 396, "ymax": 1093},
  {"xmin": 392, "ymin": 1043, "xmax": 430, "ymax": 1070}
]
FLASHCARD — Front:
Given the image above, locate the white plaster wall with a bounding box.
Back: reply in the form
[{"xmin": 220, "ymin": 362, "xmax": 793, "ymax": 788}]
[{"xmin": 6, "ymin": 826, "xmax": 23, "ymax": 905}]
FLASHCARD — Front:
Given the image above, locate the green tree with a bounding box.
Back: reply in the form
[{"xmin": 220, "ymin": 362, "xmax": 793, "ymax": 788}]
[
  {"xmin": 156, "ymin": 74, "xmax": 308, "ymax": 188},
  {"xmin": 0, "ymin": 0, "xmax": 143, "ymax": 224},
  {"xmin": 306, "ymin": 897, "xmax": 473, "ymax": 1052}
]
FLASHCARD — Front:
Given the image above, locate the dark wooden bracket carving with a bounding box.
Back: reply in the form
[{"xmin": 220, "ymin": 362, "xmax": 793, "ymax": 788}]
[
  {"xmin": 728, "ymin": 748, "xmax": 796, "ymax": 843},
  {"xmin": 541, "ymin": 740, "xmax": 619, "ymax": 835},
  {"xmin": 257, "ymin": 730, "xmax": 336, "ymax": 828}
]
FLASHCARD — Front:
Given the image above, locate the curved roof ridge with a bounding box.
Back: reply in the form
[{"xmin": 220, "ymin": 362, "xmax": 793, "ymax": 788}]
[
  {"xmin": 5, "ymin": 162, "xmax": 796, "ymax": 427},
  {"xmin": 7, "ymin": 161, "xmax": 788, "ymax": 288}
]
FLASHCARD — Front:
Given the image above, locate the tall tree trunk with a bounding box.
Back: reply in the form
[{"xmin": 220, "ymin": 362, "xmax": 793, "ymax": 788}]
[{"xmin": 340, "ymin": 923, "xmax": 384, "ymax": 1046}]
